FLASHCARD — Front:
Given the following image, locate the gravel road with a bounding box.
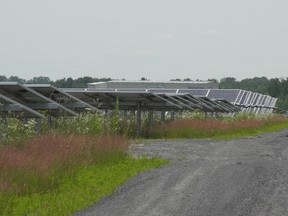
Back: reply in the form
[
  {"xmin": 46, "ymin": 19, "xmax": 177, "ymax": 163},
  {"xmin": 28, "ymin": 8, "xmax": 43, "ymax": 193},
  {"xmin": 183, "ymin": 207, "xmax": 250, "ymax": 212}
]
[{"xmin": 75, "ymin": 129, "xmax": 288, "ymax": 216}]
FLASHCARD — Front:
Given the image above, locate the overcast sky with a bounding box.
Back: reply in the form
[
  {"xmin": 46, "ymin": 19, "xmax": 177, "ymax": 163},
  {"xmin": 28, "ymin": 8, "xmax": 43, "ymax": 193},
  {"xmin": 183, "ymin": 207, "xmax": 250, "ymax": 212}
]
[{"xmin": 0, "ymin": 0, "xmax": 288, "ymax": 81}]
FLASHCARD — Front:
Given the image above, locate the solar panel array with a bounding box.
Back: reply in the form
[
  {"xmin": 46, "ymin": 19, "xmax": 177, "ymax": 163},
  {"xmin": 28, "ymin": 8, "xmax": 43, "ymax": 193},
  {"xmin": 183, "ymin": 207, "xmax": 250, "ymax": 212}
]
[
  {"xmin": 0, "ymin": 82, "xmax": 277, "ymax": 120},
  {"xmin": 148, "ymin": 88, "xmax": 277, "ymax": 114}
]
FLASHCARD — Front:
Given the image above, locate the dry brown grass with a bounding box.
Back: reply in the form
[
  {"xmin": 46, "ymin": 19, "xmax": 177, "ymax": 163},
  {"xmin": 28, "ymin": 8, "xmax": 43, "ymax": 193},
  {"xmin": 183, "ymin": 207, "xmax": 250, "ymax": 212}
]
[
  {"xmin": 151, "ymin": 116, "xmax": 288, "ymax": 139},
  {"xmin": 162, "ymin": 118, "xmax": 263, "ymax": 130},
  {"xmin": 0, "ymin": 134, "xmax": 128, "ymax": 193},
  {"xmin": 0, "ymin": 134, "xmax": 127, "ymax": 173}
]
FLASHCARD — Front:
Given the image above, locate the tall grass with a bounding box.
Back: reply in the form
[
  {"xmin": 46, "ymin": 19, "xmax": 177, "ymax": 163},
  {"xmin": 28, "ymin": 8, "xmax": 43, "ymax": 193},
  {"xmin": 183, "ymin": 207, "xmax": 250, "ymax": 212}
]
[
  {"xmin": 0, "ymin": 111, "xmax": 287, "ymax": 215},
  {"xmin": 150, "ymin": 115, "xmax": 288, "ymax": 139},
  {"xmin": 0, "ymin": 134, "xmax": 127, "ymax": 193},
  {"xmin": 0, "ymin": 112, "xmax": 168, "ymax": 215},
  {"xmin": 0, "ymin": 133, "xmax": 167, "ymax": 215}
]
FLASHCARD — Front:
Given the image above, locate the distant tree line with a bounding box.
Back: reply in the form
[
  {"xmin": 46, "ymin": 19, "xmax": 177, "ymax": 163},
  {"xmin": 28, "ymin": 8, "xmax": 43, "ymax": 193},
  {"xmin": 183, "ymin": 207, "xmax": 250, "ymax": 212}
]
[
  {"xmin": 1, "ymin": 75, "xmax": 288, "ymax": 110},
  {"xmin": 0, "ymin": 75, "xmax": 111, "ymax": 88}
]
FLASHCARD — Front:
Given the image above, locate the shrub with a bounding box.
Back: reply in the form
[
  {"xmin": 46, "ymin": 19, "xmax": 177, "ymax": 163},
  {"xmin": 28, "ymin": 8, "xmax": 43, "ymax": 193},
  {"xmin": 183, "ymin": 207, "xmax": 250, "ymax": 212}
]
[{"xmin": 0, "ymin": 118, "xmax": 36, "ymax": 147}]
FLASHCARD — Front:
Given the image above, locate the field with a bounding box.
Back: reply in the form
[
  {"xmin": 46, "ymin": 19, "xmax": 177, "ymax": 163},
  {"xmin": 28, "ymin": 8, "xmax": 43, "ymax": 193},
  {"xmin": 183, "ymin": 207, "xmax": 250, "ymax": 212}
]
[{"xmin": 0, "ymin": 112, "xmax": 287, "ymax": 215}]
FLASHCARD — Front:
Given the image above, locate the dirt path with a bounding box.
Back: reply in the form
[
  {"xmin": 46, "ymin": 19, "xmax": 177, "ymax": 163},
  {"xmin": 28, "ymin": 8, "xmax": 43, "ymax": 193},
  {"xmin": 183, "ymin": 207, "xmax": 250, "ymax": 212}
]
[{"xmin": 75, "ymin": 129, "xmax": 288, "ymax": 216}]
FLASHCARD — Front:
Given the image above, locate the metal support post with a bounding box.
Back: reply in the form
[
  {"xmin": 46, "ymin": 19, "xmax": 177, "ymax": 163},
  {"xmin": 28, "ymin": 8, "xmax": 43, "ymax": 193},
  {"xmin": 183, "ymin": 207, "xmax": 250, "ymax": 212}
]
[
  {"xmin": 171, "ymin": 111, "xmax": 175, "ymax": 120},
  {"xmin": 161, "ymin": 110, "xmax": 165, "ymax": 122},
  {"xmin": 148, "ymin": 110, "xmax": 154, "ymax": 127},
  {"xmin": 136, "ymin": 106, "xmax": 142, "ymax": 136}
]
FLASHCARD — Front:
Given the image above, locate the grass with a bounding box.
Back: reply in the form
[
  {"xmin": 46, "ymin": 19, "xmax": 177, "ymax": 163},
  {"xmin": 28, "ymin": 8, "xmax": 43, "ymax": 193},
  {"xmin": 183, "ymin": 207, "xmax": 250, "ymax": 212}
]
[
  {"xmin": 0, "ymin": 157, "xmax": 166, "ymax": 216},
  {"xmin": 0, "ymin": 133, "xmax": 168, "ymax": 216},
  {"xmin": 150, "ymin": 115, "xmax": 288, "ymax": 139},
  {"xmin": 0, "ymin": 112, "xmax": 287, "ymax": 215}
]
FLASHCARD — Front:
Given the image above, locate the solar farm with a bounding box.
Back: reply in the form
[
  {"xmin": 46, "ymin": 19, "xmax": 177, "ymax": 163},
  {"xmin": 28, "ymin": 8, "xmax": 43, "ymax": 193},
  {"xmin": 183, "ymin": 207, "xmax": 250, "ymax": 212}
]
[
  {"xmin": 0, "ymin": 82, "xmax": 277, "ymax": 119},
  {"xmin": 0, "ymin": 82, "xmax": 286, "ymax": 216}
]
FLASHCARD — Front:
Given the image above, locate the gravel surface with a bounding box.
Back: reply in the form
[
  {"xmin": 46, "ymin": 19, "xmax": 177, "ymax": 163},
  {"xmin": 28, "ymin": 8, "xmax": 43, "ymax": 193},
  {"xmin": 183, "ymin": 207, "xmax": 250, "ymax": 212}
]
[{"xmin": 75, "ymin": 129, "xmax": 288, "ymax": 216}]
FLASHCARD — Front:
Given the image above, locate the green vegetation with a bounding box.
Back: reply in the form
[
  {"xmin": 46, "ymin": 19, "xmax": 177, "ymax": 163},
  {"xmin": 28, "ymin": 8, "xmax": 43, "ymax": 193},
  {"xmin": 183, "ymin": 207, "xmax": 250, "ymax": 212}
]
[
  {"xmin": 150, "ymin": 114, "xmax": 288, "ymax": 139},
  {"xmin": 0, "ymin": 111, "xmax": 288, "ymax": 215},
  {"xmin": 0, "ymin": 75, "xmax": 111, "ymax": 88},
  {"xmin": 0, "ymin": 116, "xmax": 168, "ymax": 216},
  {"xmin": 0, "ymin": 153, "xmax": 166, "ymax": 216}
]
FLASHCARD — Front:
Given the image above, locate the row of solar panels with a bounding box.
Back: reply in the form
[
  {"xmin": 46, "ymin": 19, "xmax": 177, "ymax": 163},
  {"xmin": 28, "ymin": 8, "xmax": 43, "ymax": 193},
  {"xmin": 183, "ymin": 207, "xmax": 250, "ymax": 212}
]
[
  {"xmin": 81, "ymin": 88, "xmax": 278, "ymax": 114},
  {"xmin": 0, "ymin": 82, "xmax": 277, "ymax": 119},
  {"xmin": 0, "ymin": 82, "xmax": 242, "ymax": 119},
  {"xmin": 145, "ymin": 89, "xmax": 277, "ymax": 114}
]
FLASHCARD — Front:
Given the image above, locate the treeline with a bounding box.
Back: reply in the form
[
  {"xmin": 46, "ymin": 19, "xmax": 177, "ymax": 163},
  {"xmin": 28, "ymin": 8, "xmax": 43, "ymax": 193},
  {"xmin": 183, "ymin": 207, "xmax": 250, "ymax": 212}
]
[
  {"xmin": 0, "ymin": 75, "xmax": 111, "ymax": 88},
  {"xmin": 219, "ymin": 77, "xmax": 288, "ymax": 111}
]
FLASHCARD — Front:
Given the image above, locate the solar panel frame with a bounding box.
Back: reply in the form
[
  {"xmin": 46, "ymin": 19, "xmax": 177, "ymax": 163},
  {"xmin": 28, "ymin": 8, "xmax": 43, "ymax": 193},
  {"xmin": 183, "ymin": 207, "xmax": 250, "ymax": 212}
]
[
  {"xmin": 73, "ymin": 90, "xmax": 184, "ymax": 111},
  {"xmin": 239, "ymin": 91, "xmax": 247, "ymax": 106},
  {"xmin": 0, "ymin": 82, "xmax": 77, "ymax": 116},
  {"xmin": 177, "ymin": 89, "xmax": 209, "ymax": 97},
  {"xmin": 26, "ymin": 84, "xmax": 99, "ymax": 112},
  {"xmin": 197, "ymin": 97, "xmax": 227, "ymax": 112},
  {"xmin": 252, "ymin": 93, "xmax": 261, "ymax": 106},
  {"xmin": 0, "ymin": 93, "xmax": 45, "ymax": 118},
  {"xmin": 244, "ymin": 92, "xmax": 253, "ymax": 106},
  {"xmin": 247, "ymin": 92, "xmax": 256, "ymax": 105},
  {"xmin": 214, "ymin": 99, "xmax": 241, "ymax": 112},
  {"xmin": 0, "ymin": 81, "xmax": 275, "ymax": 117},
  {"xmin": 174, "ymin": 94, "xmax": 203, "ymax": 109},
  {"xmin": 261, "ymin": 95, "xmax": 269, "ymax": 106},
  {"xmin": 234, "ymin": 90, "xmax": 245, "ymax": 104},
  {"xmin": 207, "ymin": 89, "xmax": 242, "ymax": 103}
]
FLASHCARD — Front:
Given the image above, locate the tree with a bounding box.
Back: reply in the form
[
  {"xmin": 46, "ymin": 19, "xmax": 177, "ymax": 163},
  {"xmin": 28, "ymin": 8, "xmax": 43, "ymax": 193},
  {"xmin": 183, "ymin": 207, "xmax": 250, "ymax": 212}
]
[
  {"xmin": 238, "ymin": 77, "xmax": 269, "ymax": 94},
  {"xmin": 73, "ymin": 76, "xmax": 94, "ymax": 87},
  {"xmin": 183, "ymin": 78, "xmax": 192, "ymax": 81},
  {"xmin": 92, "ymin": 78, "xmax": 112, "ymax": 83},
  {"xmin": 219, "ymin": 77, "xmax": 238, "ymax": 89},
  {"xmin": 267, "ymin": 78, "xmax": 281, "ymax": 97},
  {"xmin": 208, "ymin": 78, "xmax": 218, "ymax": 83},
  {"xmin": 0, "ymin": 75, "xmax": 7, "ymax": 81},
  {"xmin": 54, "ymin": 78, "xmax": 70, "ymax": 88},
  {"xmin": 26, "ymin": 76, "xmax": 51, "ymax": 84},
  {"xmin": 8, "ymin": 76, "xmax": 26, "ymax": 83}
]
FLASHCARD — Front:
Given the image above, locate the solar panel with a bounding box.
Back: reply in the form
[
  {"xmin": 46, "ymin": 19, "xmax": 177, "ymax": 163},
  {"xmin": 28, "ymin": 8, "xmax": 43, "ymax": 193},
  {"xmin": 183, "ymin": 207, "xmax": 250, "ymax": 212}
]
[
  {"xmin": 0, "ymin": 93, "xmax": 45, "ymax": 118},
  {"xmin": 67, "ymin": 90, "xmax": 183, "ymax": 111},
  {"xmin": 176, "ymin": 89, "xmax": 209, "ymax": 97},
  {"xmin": 174, "ymin": 95, "xmax": 203, "ymax": 110},
  {"xmin": 239, "ymin": 91, "xmax": 248, "ymax": 105},
  {"xmin": 252, "ymin": 94, "xmax": 260, "ymax": 105},
  {"xmin": 261, "ymin": 96, "xmax": 269, "ymax": 106},
  {"xmin": 0, "ymin": 81, "xmax": 277, "ymax": 118},
  {"xmin": 207, "ymin": 89, "xmax": 241, "ymax": 103},
  {"xmin": 246, "ymin": 92, "xmax": 255, "ymax": 105},
  {"xmin": 0, "ymin": 82, "xmax": 77, "ymax": 116},
  {"xmin": 26, "ymin": 84, "xmax": 98, "ymax": 112},
  {"xmin": 234, "ymin": 90, "xmax": 245, "ymax": 104},
  {"xmin": 216, "ymin": 100, "xmax": 241, "ymax": 112},
  {"xmin": 149, "ymin": 89, "xmax": 178, "ymax": 94}
]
